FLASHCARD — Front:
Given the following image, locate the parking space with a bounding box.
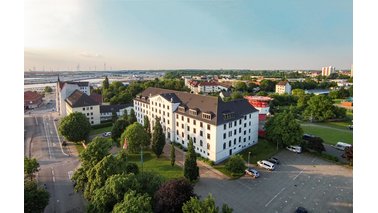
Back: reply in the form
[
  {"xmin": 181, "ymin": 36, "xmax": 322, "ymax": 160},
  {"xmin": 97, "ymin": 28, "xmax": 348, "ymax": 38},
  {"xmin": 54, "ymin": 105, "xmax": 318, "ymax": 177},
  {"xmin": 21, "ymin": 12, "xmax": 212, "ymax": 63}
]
[{"xmin": 195, "ymin": 150, "xmax": 353, "ymax": 213}]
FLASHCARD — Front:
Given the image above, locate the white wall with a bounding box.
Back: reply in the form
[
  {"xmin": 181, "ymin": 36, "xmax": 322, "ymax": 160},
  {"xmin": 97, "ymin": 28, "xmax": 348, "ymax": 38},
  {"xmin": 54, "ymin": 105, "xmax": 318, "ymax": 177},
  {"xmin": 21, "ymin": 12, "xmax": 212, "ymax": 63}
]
[{"xmin": 65, "ymin": 103, "xmax": 101, "ymax": 125}]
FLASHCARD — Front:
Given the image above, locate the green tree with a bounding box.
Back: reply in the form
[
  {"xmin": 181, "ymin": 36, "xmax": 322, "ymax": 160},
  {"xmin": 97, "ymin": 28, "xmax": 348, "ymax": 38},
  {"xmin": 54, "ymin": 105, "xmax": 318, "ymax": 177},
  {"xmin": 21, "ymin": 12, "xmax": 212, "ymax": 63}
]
[
  {"xmin": 154, "ymin": 178, "xmax": 195, "ymax": 213},
  {"xmin": 225, "ymin": 155, "xmax": 245, "ymax": 175},
  {"xmin": 24, "ymin": 157, "xmax": 39, "ymax": 180},
  {"xmin": 44, "ymin": 86, "xmax": 52, "ymax": 93},
  {"xmin": 151, "ymin": 117, "xmax": 166, "ymax": 158},
  {"xmin": 58, "ymin": 112, "xmax": 91, "ymax": 143},
  {"xmin": 170, "ymin": 142, "xmax": 176, "ymax": 167},
  {"xmin": 265, "ymin": 111, "xmax": 303, "ymax": 148},
  {"xmin": 111, "ymin": 119, "xmax": 129, "ymax": 144},
  {"xmin": 234, "ymin": 82, "xmax": 248, "ymax": 92},
  {"xmin": 24, "ymin": 180, "xmax": 50, "ymax": 213},
  {"xmin": 260, "ymin": 80, "xmax": 276, "ymax": 92},
  {"xmin": 135, "ymin": 171, "xmax": 164, "ymax": 198},
  {"xmin": 79, "ymin": 137, "xmax": 112, "ymax": 167},
  {"xmin": 344, "ymin": 146, "xmax": 353, "ymax": 166},
  {"xmin": 121, "ymin": 123, "xmax": 150, "ymax": 153},
  {"xmin": 304, "ymin": 137, "xmax": 326, "ymax": 153},
  {"xmin": 182, "ymin": 194, "xmax": 233, "ymax": 213},
  {"xmin": 291, "ymin": 88, "xmax": 305, "ymax": 97},
  {"xmin": 112, "ymin": 110, "xmax": 118, "ymax": 123},
  {"xmin": 112, "ymin": 191, "xmax": 152, "ymax": 213},
  {"xmin": 103, "ymin": 76, "xmax": 110, "ymax": 90},
  {"xmin": 303, "ymin": 95, "xmax": 337, "ymax": 121},
  {"xmin": 230, "ymin": 91, "xmax": 243, "ymax": 100},
  {"xmin": 184, "ymin": 138, "xmax": 199, "ymax": 182},
  {"xmin": 143, "ymin": 115, "xmax": 151, "ymax": 135},
  {"xmin": 129, "ymin": 108, "xmax": 137, "ymax": 124}
]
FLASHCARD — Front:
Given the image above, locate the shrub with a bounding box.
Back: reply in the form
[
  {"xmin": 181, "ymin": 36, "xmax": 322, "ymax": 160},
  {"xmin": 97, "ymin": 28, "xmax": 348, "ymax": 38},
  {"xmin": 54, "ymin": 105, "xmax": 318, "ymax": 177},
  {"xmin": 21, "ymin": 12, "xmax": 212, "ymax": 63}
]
[
  {"xmin": 225, "ymin": 155, "xmax": 245, "ymax": 175},
  {"xmin": 91, "ymin": 122, "xmax": 113, "ymax": 129}
]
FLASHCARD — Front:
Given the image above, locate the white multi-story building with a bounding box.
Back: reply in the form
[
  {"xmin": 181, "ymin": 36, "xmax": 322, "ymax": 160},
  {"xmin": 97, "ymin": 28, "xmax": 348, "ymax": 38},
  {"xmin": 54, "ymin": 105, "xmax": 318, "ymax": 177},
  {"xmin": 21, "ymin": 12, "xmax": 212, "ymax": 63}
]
[
  {"xmin": 275, "ymin": 81, "xmax": 292, "ymax": 94},
  {"xmin": 56, "ymin": 77, "xmax": 91, "ymax": 116},
  {"xmin": 133, "ymin": 87, "xmax": 259, "ymax": 164},
  {"xmin": 100, "ymin": 104, "xmax": 134, "ymax": 122},
  {"xmin": 321, "ymin": 66, "xmax": 336, "ymax": 76},
  {"xmin": 65, "ymin": 90, "xmax": 101, "ymax": 125}
]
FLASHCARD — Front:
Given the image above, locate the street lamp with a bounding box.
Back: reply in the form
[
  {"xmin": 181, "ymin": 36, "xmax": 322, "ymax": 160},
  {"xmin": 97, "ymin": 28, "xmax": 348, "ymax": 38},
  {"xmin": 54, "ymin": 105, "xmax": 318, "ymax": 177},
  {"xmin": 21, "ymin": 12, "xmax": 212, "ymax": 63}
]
[{"xmin": 248, "ymin": 152, "xmax": 251, "ymax": 168}]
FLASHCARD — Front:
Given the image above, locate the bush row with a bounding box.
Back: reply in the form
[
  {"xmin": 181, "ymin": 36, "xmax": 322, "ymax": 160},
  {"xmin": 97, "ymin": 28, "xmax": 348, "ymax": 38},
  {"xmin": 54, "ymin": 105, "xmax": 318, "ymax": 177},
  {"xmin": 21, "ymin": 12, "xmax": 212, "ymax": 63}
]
[{"xmin": 91, "ymin": 122, "xmax": 113, "ymax": 129}]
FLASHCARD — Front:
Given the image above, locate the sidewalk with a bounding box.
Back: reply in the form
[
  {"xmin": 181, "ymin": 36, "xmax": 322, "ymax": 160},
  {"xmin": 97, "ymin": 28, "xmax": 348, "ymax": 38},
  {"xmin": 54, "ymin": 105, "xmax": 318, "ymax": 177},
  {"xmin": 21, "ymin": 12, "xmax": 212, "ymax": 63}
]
[{"xmin": 162, "ymin": 142, "xmax": 228, "ymax": 180}]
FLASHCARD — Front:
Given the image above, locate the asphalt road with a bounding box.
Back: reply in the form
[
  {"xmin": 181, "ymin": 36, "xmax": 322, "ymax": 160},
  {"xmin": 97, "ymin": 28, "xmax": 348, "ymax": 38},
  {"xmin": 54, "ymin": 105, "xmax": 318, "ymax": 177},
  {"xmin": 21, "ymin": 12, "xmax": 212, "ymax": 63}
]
[{"xmin": 25, "ymin": 108, "xmax": 86, "ymax": 212}]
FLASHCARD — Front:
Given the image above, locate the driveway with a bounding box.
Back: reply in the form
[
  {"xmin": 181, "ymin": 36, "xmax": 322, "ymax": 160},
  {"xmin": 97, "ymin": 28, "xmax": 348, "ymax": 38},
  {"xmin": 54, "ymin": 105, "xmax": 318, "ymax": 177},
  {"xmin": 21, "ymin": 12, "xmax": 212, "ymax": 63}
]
[{"xmin": 194, "ymin": 150, "xmax": 353, "ymax": 213}]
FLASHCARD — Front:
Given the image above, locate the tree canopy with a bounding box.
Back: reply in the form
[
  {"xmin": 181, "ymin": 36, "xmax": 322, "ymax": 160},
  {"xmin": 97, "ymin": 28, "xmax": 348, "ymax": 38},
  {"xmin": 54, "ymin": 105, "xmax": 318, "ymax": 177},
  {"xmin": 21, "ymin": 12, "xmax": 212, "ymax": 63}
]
[
  {"xmin": 184, "ymin": 138, "xmax": 200, "ymax": 182},
  {"xmin": 111, "ymin": 119, "xmax": 129, "ymax": 144},
  {"xmin": 225, "ymin": 155, "xmax": 245, "ymax": 175},
  {"xmin": 24, "ymin": 180, "xmax": 50, "ymax": 213},
  {"xmin": 112, "ymin": 190, "xmax": 152, "ymax": 213},
  {"xmin": 121, "ymin": 123, "xmax": 150, "ymax": 153},
  {"xmin": 24, "ymin": 157, "xmax": 39, "ymax": 180},
  {"xmin": 129, "ymin": 108, "xmax": 137, "ymax": 124},
  {"xmin": 151, "ymin": 117, "xmax": 166, "ymax": 158},
  {"xmin": 58, "ymin": 112, "xmax": 91, "ymax": 143},
  {"xmin": 265, "ymin": 111, "xmax": 303, "ymax": 148},
  {"xmin": 44, "ymin": 86, "xmax": 52, "ymax": 93},
  {"xmin": 182, "ymin": 194, "xmax": 233, "ymax": 213},
  {"xmin": 302, "ymin": 95, "xmax": 346, "ymax": 121}
]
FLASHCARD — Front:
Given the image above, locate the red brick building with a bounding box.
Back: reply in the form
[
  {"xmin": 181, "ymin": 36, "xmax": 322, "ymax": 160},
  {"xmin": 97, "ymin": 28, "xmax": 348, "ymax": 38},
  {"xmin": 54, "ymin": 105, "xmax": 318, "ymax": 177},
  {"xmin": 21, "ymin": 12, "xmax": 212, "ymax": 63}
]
[{"xmin": 24, "ymin": 91, "xmax": 43, "ymax": 109}]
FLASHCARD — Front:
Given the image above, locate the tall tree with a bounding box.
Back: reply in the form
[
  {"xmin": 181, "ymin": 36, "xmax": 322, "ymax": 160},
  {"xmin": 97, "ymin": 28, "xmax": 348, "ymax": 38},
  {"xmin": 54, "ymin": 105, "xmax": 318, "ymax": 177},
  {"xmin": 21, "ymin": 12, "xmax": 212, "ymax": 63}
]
[
  {"xmin": 143, "ymin": 115, "xmax": 151, "ymax": 135},
  {"xmin": 265, "ymin": 111, "xmax": 303, "ymax": 148},
  {"xmin": 121, "ymin": 123, "xmax": 150, "ymax": 153},
  {"xmin": 225, "ymin": 155, "xmax": 245, "ymax": 175},
  {"xmin": 24, "ymin": 157, "xmax": 39, "ymax": 180},
  {"xmin": 58, "ymin": 112, "xmax": 91, "ymax": 143},
  {"xmin": 111, "ymin": 119, "xmax": 129, "ymax": 144},
  {"xmin": 103, "ymin": 76, "xmax": 110, "ymax": 90},
  {"xmin": 291, "ymin": 88, "xmax": 305, "ymax": 97},
  {"xmin": 154, "ymin": 178, "xmax": 195, "ymax": 213},
  {"xmin": 112, "ymin": 190, "xmax": 152, "ymax": 213},
  {"xmin": 151, "ymin": 117, "xmax": 166, "ymax": 158},
  {"xmin": 129, "ymin": 108, "xmax": 137, "ymax": 124},
  {"xmin": 170, "ymin": 142, "xmax": 176, "ymax": 167},
  {"xmin": 184, "ymin": 138, "xmax": 199, "ymax": 182},
  {"xmin": 303, "ymin": 95, "xmax": 340, "ymax": 121},
  {"xmin": 24, "ymin": 180, "xmax": 50, "ymax": 213},
  {"xmin": 182, "ymin": 194, "xmax": 233, "ymax": 213},
  {"xmin": 112, "ymin": 110, "xmax": 118, "ymax": 123}
]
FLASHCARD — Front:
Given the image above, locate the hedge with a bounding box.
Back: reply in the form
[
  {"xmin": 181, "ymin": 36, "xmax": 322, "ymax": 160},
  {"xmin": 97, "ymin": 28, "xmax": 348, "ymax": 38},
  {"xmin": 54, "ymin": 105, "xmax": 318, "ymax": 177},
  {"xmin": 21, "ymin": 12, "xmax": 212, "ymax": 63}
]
[{"xmin": 91, "ymin": 122, "xmax": 113, "ymax": 129}]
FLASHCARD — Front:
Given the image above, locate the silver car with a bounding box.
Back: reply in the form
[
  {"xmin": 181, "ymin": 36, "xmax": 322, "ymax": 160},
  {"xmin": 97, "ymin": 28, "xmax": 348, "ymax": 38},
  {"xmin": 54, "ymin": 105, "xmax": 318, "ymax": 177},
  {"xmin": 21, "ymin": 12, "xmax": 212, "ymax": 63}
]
[{"xmin": 245, "ymin": 167, "xmax": 260, "ymax": 178}]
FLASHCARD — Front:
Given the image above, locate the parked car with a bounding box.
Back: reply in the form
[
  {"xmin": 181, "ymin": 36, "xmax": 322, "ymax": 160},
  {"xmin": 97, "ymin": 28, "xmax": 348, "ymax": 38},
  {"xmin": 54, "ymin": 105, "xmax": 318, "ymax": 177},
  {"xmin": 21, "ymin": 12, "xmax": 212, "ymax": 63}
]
[
  {"xmin": 267, "ymin": 157, "xmax": 280, "ymax": 164},
  {"xmin": 245, "ymin": 167, "xmax": 260, "ymax": 178},
  {"xmin": 302, "ymin": 134, "xmax": 316, "ymax": 140},
  {"xmin": 257, "ymin": 160, "xmax": 275, "ymax": 171},
  {"xmin": 295, "ymin": 207, "xmax": 308, "ymax": 213},
  {"xmin": 286, "ymin": 145, "xmax": 302, "ymax": 153},
  {"xmin": 333, "ymin": 142, "xmax": 351, "ymax": 151},
  {"xmin": 102, "ymin": 132, "xmax": 111, "ymax": 137}
]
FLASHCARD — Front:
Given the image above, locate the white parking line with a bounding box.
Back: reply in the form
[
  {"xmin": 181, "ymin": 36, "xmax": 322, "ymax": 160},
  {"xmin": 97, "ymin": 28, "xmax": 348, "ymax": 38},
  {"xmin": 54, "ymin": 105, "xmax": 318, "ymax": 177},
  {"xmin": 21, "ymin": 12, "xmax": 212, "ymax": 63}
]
[
  {"xmin": 293, "ymin": 170, "xmax": 304, "ymax": 181},
  {"xmin": 265, "ymin": 187, "xmax": 286, "ymax": 207}
]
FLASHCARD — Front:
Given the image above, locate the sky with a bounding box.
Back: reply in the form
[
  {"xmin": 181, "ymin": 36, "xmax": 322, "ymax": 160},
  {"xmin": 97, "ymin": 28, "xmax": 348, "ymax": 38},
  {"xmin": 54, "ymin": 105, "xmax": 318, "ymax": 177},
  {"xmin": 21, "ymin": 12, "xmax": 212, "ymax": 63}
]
[{"xmin": 24, "ymin": 0, "xmax": 353, "ymax": 71}]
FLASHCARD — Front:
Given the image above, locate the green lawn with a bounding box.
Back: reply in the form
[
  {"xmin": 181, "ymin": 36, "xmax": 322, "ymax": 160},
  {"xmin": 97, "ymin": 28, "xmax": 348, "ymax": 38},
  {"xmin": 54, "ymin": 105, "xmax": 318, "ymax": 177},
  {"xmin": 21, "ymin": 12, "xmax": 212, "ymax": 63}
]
[
  {"xmin": 301, "ymin": 124, "xmax": 353, "ymax": 145},
  {"xmin": 75, "ymin": 143, "xmax": 85, "ymax": 154},
  {"xmin": 213, "ymin": 139, "xmax": 279, "ymax": 178},
  {"xmin": 89, "ymin": 126, "xmax": 113, "ymax": 136},
  {"xmin": 126, "ymin": 151, "xmax": 183, "ymax": 180}
]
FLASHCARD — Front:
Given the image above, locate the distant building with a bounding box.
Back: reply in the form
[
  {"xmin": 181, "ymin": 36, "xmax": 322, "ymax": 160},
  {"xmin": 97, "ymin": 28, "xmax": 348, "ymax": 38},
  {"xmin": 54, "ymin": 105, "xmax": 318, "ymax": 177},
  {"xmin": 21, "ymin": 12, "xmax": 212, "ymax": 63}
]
[
  {"xmin": 133, "ymin": 87, "xmax": 259, "ymax": 163},
  {"xmin": 65, "ymin": 90, "xmax": 100, "ymax": 125},
  {"xmin": 24, "ymin": 91, "xmax": 43, "ymax": 109},
  {"xmin": 305, "ymin": 89, "xmax": 330, "ymax": 95},
  {"xmin": 100, "ymin": 104, "xmax": 133, "ymax": 122},
  {"xmin": 275, "ymin": 81, "xmax": 291, "ymax": 94},
  {"xmin": 244, "ymin": 96, "xmax": 273, "ymax": 137},
  {"xmin": 219, "ymin": 91, "xmax": 231, "ymax": 100},
  {"xmin": 321, "ymin": 66, "xmax": 336, "ymax": 76},
  {"xmin": 198, "ymin": 81, "xmax": 230, "ymax": 94},
  {"xmin": 89, "ymin": 93, "xmax": 103, "ymax": 105}
]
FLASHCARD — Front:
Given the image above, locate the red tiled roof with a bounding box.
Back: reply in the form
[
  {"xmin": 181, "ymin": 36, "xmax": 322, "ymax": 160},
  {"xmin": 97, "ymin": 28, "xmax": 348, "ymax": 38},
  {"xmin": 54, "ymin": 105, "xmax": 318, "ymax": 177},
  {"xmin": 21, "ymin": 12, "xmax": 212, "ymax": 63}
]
[
  {"xmin": 89, "ymin": 93, "xmax": 102, "ymax": 105},
  {"xmin": 198, "ymin": 81, "xmax": 219, "ymax": 86},
  {"xmin": 24, "ymin": 91, "xmax": 42, "ymax": 102},
  {"xmin": 276, "ymin": 81, "xmax": 288, "ymax": 86}
]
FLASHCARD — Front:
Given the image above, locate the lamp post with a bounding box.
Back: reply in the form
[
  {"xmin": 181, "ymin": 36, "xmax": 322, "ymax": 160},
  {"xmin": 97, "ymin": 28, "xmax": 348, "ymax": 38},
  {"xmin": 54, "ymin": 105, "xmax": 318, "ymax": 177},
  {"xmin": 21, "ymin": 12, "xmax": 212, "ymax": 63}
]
[{"xmin": 248, "ymin": 152, "xmax": 251, "ymax": 168}]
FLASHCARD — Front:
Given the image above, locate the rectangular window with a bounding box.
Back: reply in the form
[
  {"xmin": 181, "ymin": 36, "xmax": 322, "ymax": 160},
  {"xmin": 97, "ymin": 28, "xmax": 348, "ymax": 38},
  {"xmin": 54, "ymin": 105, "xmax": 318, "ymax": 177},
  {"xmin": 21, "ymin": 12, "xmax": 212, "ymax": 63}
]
[
  {"xmin": 194, "ymin": 137, "xmax": 196, "ymax": 143},
  {"xmin": 229, "ymin": 141, "xmax": 231, "ymax": 147},
  {"xmin": 207, "ymin": 134, "xmax": 210, "ymax": 140},
  {"xmin": 193, "ymin": 128, "xmax": 196, "ymax": 134},
  {"xmin": 83, "ymin": 108, "xmax": 85, "ymax": 111},
  {"xmin": 182, "ymin": 132, "xmax": 184, "ymax": 137},
  {"xmin": 229, "ymin": 123, "xmax": 232, "ymax": 128},
  {"xmin": 249, "ymin": 114, "xmax": 251, "ymax": 118},
  {"xmin": 244, "ymin": 138, "xmax": 246, "ymax": 142},
  {"xmin": 244, "ymin": 123, "xmax": 247, "ymax": 128},
  {"xmin": 176, "ymin": 114, "xmax": 178, "ymax": 119},
  {"xmin": 167, "ymin": 120, "xmax": 170, "ymax": 124},
  {"xmin": 187, "ymin": 118, "xmax": 190, "ymax": 122},
  {"xmin": 167, "ymin": 113, "xmax": 170, "ymax": 117},
  {"xmin": 207, "ymin": 124, "xmax": 210, "ymax": 130},
  {"xmin": 200, "ymin": 131, "xmax": 203, "ymax": 137},
  {"xmin": 187, "ymin": 126, "xmax": 190, "ymax": 131},
  {"xmin": 163, "ymin": 104, "xmax": 165, "ymax": 109},
  {"xmin": 228, "ymin": 131, "xmax": 232, "ymax": 137},
  {"xmin": 182, "ymin": 124, "xmax": 184, "ymax": 129},
  {"xmin": 182, "ymin": 116, "xmax": 184, "ymax": 121},
  {"xmin": 239, "ymin": 137, "xmax": 241, "ymax": 142},
  {"xmin": 91, "ymin": 112, "xmax": 93, "ymax": 115},
  {"xmin": 249, "ymin": 121, "xmax": 251, "ymax": 126},
  {"xmin": 234, "ymin": 129, "xmax": 236, "ymax": 135},
  {"xmin": 249, "ymin": 129, "xmax": 251, "ymax": 133},
  {"xmin": 224, "ymin": 124, "xmax": 227, "ymax": 130},
  {"xmin": 239, "ymin": 119, "xmax": 242, "ymax": 125},
  {"xmin": 223, "ymin": 133, "xmax": 226, "ymax": 139},
  {"xmin": 234, "ymin": 121, "xmax": 237, "ymax": 126},
  {"xmin": 234, "ymin": 139, "xmax": 236, "ymax": 145},
  {"xmin": 168, "ymin": 106, "xmax": 170, "ymax": 110},
  {"xmin": 193, "ymin": 120, "xmax": 196, "ymax": 125},
  {"xmin": 176, "ymin": 130, "xmax": 179, "ymax": 135},
  {"xmin": 239, "ymin": 128, "xmax": 242, "ymax": 133},
  {"xmin": 200, "ymin": 122, "xmax": 203, "ymax": 128},
  {"xmin": 187, "ymin": 135, "xmax": 190, "ymax": 140},
  {"xmin": 200, "ymin": 140, "xmax": 203, "ymax": 146},
  {"xmin": 177, "ymin": 122, "xmax": 179, "ymax": 127},
  {"xmin": 90, "ymin": 107, "xmax": 93, "ymax": 110},
  {"xmin": 244, "ymin": 130, "xmax": 246, "ymax": 135}
]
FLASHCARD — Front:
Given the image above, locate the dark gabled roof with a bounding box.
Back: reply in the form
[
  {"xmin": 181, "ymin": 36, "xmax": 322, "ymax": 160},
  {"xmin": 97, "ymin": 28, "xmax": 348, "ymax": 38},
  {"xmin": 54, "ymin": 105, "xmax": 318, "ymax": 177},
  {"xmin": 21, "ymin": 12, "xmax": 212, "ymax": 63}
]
[
  {"xmin": 89, "ymin": 93, "xmax": 103, "ymax": 104},
  {"xmin": 65, "ymin": 90, "xmax": 99, "ymax": 108},
  {"xmin": 100, "ymin": 104, "xmax": 132, "ymax": 113},
  {"xmin": 24, "ymin": 91, "xmax": 42, "ymax": 102},
  {"xmin": 134, "ymin": 87, "xmax": 258, "ymax": 125}
]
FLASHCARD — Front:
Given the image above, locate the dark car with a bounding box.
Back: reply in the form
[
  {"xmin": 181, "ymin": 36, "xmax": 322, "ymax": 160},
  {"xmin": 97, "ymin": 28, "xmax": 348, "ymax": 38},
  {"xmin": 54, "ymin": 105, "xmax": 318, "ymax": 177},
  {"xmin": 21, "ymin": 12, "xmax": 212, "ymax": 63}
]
[
  {"xmin": 267, "ymin": 157, "xmax": 280, "ymax": 164},
  {"xmin": 295, "ymin": 207, "xmax": 308, "ymax": 213},
  {"xmin": 303, "ymin": 134, "xmax": 316, "ymax": 140}
]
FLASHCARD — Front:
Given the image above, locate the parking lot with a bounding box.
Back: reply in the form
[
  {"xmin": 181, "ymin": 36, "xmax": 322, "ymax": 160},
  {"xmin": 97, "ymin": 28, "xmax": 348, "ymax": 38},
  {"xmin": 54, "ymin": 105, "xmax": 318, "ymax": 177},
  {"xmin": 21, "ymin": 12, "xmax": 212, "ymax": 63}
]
[{"xmin": 195, "ymin": 150, "xmax": 353, "ymax": 213}]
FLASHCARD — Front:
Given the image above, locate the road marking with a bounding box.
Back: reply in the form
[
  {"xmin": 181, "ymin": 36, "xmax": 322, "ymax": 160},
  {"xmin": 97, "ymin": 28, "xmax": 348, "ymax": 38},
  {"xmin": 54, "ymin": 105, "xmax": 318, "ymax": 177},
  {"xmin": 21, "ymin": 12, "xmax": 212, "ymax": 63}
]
[
  {"xmin": 34, "ymin": 116, "xmax": 38, "ymax": 126},
  {"xmin": 42, "ymin": 116, "xmax": 53, "ymax": 159},
  {"xmin": 293, "ymin": 169, "xmax": 304, "ymax": 181},
  {"xmin": 68, "ymin": 171, "xmax": 73, "ymax": 180},
  {"xmin": 52, "ymin": 117, "xmax": 69, "ymax": 156},
  {"xmin": 265, "ymin": 187, "xmax": 286, "ymax": 207},
  {"xmin": 51, "ymin": 168, "xmax": 55, "ymax": 182}
]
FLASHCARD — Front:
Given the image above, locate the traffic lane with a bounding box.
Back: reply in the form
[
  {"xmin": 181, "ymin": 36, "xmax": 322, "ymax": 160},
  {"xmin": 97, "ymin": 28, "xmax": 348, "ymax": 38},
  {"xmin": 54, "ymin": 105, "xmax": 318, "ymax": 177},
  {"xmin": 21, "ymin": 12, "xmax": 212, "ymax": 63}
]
[{"xmin": 194, "ymin": 150, "xmax": 352, "ymax": 213}]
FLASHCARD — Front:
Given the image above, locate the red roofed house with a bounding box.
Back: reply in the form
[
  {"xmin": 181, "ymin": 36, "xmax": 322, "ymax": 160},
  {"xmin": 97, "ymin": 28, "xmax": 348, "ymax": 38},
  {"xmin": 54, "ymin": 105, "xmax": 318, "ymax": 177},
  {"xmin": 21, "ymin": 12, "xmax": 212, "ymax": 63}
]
[{"xmin": 24, "ymin": 91, "xmax": 43, "ymax": 109}]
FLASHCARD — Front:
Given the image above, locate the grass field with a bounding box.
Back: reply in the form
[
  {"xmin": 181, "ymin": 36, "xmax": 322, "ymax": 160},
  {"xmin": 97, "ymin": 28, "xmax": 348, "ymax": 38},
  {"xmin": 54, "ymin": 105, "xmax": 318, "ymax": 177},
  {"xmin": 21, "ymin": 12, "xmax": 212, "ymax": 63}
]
[
  {"xmin": 214, "ymin": 139, "xmax": 279, "ymax": 178},
  {"xmin": 301, "ymin": 124, "xmax": 353, "ymax": 145},
  {"xmin": 127, "ymin": 151, "xmax": 183, "ymax": 180},
  {"xmin": 89, "ymin": 126, "xmax": 113, "ymax": 136}
]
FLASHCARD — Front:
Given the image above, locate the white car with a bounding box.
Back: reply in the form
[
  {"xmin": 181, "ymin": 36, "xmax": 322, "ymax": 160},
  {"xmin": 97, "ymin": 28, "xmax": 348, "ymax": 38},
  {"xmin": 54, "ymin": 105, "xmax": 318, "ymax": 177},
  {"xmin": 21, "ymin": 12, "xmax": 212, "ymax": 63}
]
[
  {"xmin": 102, "ymin": 132, "xmax": 111, "ymax": 137},
  {"xmin": 257, "ymin": 160, "xmax": 275, "ymax": 171},
  {"xmin": 286, "ymin": 145, "xmax": 302, "ymax": 153}
]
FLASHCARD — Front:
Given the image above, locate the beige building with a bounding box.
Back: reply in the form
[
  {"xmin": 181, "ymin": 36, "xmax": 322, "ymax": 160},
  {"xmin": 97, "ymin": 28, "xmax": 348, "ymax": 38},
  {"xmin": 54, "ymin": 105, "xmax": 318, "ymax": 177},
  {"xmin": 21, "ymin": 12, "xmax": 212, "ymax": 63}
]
[
  {"xmin": 321, "ymin": 66, "xmax": 336, "ymax": 76},
  {"xmin": 275, "ymin": 81, "xmax": 292, "ymax": 94},
  {"xmin": 65, "ymin": 90, "xmax": 101, "ymax": 125}
]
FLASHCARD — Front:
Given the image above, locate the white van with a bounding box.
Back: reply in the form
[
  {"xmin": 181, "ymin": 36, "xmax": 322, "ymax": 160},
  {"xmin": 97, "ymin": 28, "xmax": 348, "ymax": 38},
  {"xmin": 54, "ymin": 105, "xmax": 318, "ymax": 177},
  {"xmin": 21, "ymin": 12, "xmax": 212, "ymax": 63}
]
[
  {"xmin": 334, "ymin": 142, "xmax": 351, "ymax": 151},
  {"xmin": 286, "ymin": 145, "xmax": 302, "ymax": 153},
  {"xmin": 257, "ymin": 160, "xmax": 275, "ymax": 171}
]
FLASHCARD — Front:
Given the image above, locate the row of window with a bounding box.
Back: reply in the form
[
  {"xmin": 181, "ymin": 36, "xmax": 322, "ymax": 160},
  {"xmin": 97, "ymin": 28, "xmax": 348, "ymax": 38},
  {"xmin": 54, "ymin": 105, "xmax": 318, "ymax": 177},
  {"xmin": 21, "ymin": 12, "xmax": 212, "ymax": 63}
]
[
  {"xmin": 177, "ymin": 135, "xmax": 211, "ymax": 150},
  {"xmin": 82, "ymin": 106, "xmax": 93, "ymax": 111},
  {"xmin": 223, "ymin": 127, "xmax": 252, "ymax": 139},
  {"xmin": 176, "ymin": 115, "xmax": 211, "ymax": 130},
  {"xmin": 223, "ymin": 114, "xmax": 252, "ymax": 130},
  {"xmin": 150, "ymin": 101, "xmax": 170, "ymax": 110},
  {"xmin": 223, "ymin": 137, "xmax": 253, "ymax": 149}
]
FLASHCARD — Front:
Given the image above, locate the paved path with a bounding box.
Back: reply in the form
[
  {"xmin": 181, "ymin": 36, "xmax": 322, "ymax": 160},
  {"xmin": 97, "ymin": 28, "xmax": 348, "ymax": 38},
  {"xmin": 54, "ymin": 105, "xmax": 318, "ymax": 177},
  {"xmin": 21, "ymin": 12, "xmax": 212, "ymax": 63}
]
[{"xmin": 162, "ymin": 142, "xmax": 228, "ymax": 180}]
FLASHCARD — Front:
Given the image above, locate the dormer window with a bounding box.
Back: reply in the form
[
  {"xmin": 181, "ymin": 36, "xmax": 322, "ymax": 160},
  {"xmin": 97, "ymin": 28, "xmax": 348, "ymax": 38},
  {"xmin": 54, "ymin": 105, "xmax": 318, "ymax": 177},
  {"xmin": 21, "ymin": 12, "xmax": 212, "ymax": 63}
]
[
  {"xmin": 189, "ymin": 109, "xmax": 198, "ymax": 116},
  {"xmin": 178, "ymin": 106, "xmax": 186, "ymax": 112},
  {"xmin": 223, "ymin": 112, "xmax": 235, "ymax": 120},
  {"xmin": 202, "ymin": 112, "xmax": 212, "ymax": 120}
]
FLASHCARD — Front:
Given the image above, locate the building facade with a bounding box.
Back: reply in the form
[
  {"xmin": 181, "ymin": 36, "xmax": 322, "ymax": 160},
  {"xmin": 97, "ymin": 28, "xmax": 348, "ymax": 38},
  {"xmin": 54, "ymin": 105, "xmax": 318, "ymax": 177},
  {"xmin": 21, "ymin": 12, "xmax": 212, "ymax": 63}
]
[
  {"xmin": 275, "ymin": 81, "xmax": 292, "ymax": 94},
  {"xmin": 133, "ymin": 87, "xmax": 259, "ymax": 163},
  {"xmin": 56, "ymin": 77, "xmax": 91, "ymax": 116},
  {"xmin": 24, "ymin": 91, "xmax": 43, "ymax": 109},
  {"xmin": 100, "ymin": 104, "xmax": 133, "ymax": 122},
  {"xmin": 65, "ymin": 90, "xmax": 101, "ymax": 125},
  {"xmin": 321, "ymin": 66, "xmax": 336, "ymax": 76}
]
